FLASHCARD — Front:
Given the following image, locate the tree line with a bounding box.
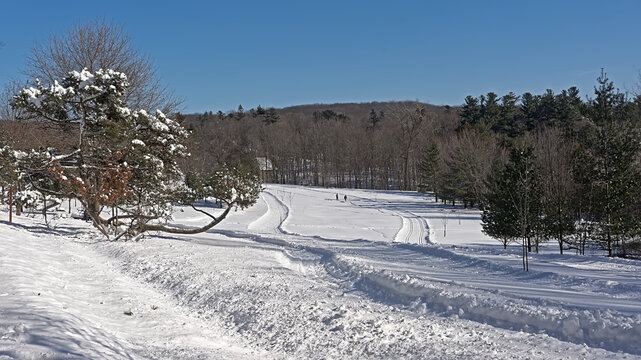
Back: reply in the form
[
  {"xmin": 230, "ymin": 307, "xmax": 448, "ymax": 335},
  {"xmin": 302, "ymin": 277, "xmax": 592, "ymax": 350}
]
[
  {"xmin": 445, "ymin": 72, "xmax": 640, "ymax": 259},
  {"xmin": 180, "ymin": 101, "xmax": 458, "ymax": 191}
]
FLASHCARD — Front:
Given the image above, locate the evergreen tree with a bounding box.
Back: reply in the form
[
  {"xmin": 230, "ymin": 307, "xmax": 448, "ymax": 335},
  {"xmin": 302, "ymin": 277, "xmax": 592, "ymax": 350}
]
[
  {"xmin": 482, "ymin": 144, "xmax": 542, "ymax": 268},
  {"xmin": 493, "ymin": 92, "xmax": 521, "ymax": 136},
  {"xmin": 480, "ymin": 92, "xmax": 501, "ymax": 132},
  {"xmin": 417, "ymin": 141, "xmax": 439, "ymax": 200},
  {"xmin": 538, "ymin": 89, "xmax": 557, "ymax": 127},
  {"xmin": 0, "ymin": 143, "xmax": 18, "ymax": 204},
  {"xmin": 264, "ymin": 107, "xmax": 279, "ymax": 125},
  {"xmin": 555, "ymin": 87, "xmax": 583, "ymax": 136},
  {"xmin": 520, "ymin": 92, "xmax": 540, "ymax": 132},
  {"xmin": 458, "ymin": 96, "xmax": 481, "ymax": 130},
  {"xmin": 11, "ymin": 69, "xmax": 260, "ymax": 239},
  {"xmin": 236, "ymin": 104, "xmax": 245, "ymax": 120},
  {"xmin": 573, "ymin": 70, "xmax": 641, "ymax": 256},
  {"xmin": 481, "ymin": 161, "xmax": 518, "ymax": 249}
]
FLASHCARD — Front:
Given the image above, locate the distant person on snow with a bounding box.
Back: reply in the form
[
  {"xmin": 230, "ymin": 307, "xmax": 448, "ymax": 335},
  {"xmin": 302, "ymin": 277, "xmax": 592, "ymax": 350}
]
[
  {"xmin": 336, "ymin": 194, "xmax": 339, "ymax": 200},
  {"xmin": 344, "ymin": 195, "xmax": 347, "ymax": 202}
]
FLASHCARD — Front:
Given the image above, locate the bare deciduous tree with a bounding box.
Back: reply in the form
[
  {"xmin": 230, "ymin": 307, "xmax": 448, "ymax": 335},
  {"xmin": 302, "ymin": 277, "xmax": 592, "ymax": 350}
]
[
  {"xmin": 26, "ymin": 20, "xmax": 181, "ymax": 114},
  {"xmin": 0, "ymin": 81, "xmax": 25, "ymax": 121},
  {"xmin": 440, "ymin": 129, "xmax": 504, "ymax": 207},
  {"xmin": 388, "ymin": 103, "xmax": 430, "ymax": 190},
  {"xmin": 532, "ymin": 126, "xmax": 576, "ymax": 254}
]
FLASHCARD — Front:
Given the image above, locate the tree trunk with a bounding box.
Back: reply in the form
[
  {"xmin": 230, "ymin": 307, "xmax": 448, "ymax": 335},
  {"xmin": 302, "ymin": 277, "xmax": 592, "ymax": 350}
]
[{"xmin": 559, "ymin": 234, "xmax": 564, "ymax": 254}]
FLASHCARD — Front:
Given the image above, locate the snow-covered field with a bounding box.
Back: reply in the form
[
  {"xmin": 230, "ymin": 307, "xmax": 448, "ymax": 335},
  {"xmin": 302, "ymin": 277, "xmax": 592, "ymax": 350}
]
[{"xmin": 1, "ymin": 184, "xmax": 641, "ymax": 359}]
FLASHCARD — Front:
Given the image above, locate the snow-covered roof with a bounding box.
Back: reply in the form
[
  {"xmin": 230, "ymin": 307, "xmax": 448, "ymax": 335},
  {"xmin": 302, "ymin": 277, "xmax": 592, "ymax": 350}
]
[{"xmin": 256, "ymin": 156, "xmax": 273, "ymax": 171}]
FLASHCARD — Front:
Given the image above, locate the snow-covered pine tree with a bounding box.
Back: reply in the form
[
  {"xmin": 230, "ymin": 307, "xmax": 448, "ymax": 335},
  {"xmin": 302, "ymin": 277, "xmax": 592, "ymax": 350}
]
[
  {"xmin": 0, "ymin": 146, "xmax": 61, "ymax": 215},
  {"xmin": 11, "ymin": 68, "xmax": 260, "ymax": 239}
]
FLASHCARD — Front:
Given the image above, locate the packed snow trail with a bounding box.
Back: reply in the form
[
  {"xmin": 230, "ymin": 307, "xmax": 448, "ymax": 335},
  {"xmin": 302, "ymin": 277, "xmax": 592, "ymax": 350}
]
[
  {"xmin": 247, "ymin": 191, "xmax": 288, "ymax": 234},
  {"xmin": 392, "ymin": 211, "xmax": 429, "ymax": 244},
  {"xmin": 262, "ymin": 185, "xmax": 429, "ymax": 244}
]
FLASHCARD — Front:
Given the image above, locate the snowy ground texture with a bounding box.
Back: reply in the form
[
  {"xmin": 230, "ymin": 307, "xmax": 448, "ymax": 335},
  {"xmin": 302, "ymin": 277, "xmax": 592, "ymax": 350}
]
[{"xmin": 1, "ymin": 184, "xmax": 641, "ymax": 359}]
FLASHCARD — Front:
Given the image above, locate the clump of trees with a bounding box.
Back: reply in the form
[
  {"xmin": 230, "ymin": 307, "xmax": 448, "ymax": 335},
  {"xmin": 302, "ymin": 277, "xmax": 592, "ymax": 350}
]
[
  {"xmin": 1, "ymin": 68, "xmax": 260, "ymax": 239},
  {"xmin": 477, "ymin": 71, "xmax": 641, "ymax": 259},
  {"xmin": 0, "ymin": 21, "xmax": 260, "ymax": 239}
]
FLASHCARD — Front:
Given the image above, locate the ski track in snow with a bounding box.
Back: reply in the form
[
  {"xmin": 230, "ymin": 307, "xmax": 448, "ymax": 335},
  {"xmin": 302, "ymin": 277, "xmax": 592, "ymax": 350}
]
[
  {"xmin": 392, "ymin": 211, "xmax": 429, "ymax": 245},
  {"xmin": 229, "ymin": 185, "xmax": 641, "ymax": 356},
  {"xmin": 2, "ymin": 184, "xmax": 641, "ymax": 359},
  {"xmin": 265, "ymin": 185, "xmax": 429, "ymax": 245}
]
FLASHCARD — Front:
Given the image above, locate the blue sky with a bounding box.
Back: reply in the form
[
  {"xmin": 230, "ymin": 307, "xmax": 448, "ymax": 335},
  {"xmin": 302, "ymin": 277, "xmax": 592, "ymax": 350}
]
[{"xmin": 1, "ymin": 1, "xmax": 640, "ymax": 113}]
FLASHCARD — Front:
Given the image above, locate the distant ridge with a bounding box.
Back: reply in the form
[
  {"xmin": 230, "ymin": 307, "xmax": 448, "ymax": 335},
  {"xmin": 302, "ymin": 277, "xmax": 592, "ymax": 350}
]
[{"xmin": 184, "ymin": 101, "xmax": 456, "ymax": 123}]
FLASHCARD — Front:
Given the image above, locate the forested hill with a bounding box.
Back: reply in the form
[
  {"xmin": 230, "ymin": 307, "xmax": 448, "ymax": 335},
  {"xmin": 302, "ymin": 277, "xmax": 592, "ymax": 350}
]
[
  {"xmin": 181, "ymin": 100, "xmax": 455, "ymax": 126},
  {"xmin": 278, "ymin": 101, "xmax": 453, "ymax": 122},
  {"xmin": 178, "ymin": 100, "xmax": 460, "ymax": 193}
]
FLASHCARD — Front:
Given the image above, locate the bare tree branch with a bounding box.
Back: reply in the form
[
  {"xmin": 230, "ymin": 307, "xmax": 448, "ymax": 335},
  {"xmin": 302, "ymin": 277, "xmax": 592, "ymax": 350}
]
[{"xmin": 25, "ymin": 20, "xmax": 182, "ymax": 114}]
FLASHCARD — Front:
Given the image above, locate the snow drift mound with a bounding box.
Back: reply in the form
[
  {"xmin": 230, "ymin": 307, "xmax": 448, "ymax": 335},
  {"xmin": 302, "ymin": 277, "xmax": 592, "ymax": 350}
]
[{"xmin": 322, "ymin": 252, "xmax": 641, "ymax": 355}]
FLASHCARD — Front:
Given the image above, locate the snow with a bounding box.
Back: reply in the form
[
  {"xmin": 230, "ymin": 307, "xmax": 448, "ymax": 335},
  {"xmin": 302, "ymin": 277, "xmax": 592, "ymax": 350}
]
[
  {"xmin": 50, "ymin": 80, "xmax": 73, "ymax": 97},
  {"xmin": 22, "ymin": 87, "xmax": 42, "ymax": 107},
  {"xmin": 117, "ymin": 106, "xmax": 131, "ymax": 116},
  {"xmin": 0, "ymin": 213, "xmax": 268, "ymax": 359},
  {"xmin": 1, "ymin": 184, "xmax": 641, "ymax": 359},
  {"xmin": 70, "ymin": 69, "xmax": 95, "ymax": 89},
  {"xmin": 150, "ymin": 119, "xmax": 169, "ymax": 133}
]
